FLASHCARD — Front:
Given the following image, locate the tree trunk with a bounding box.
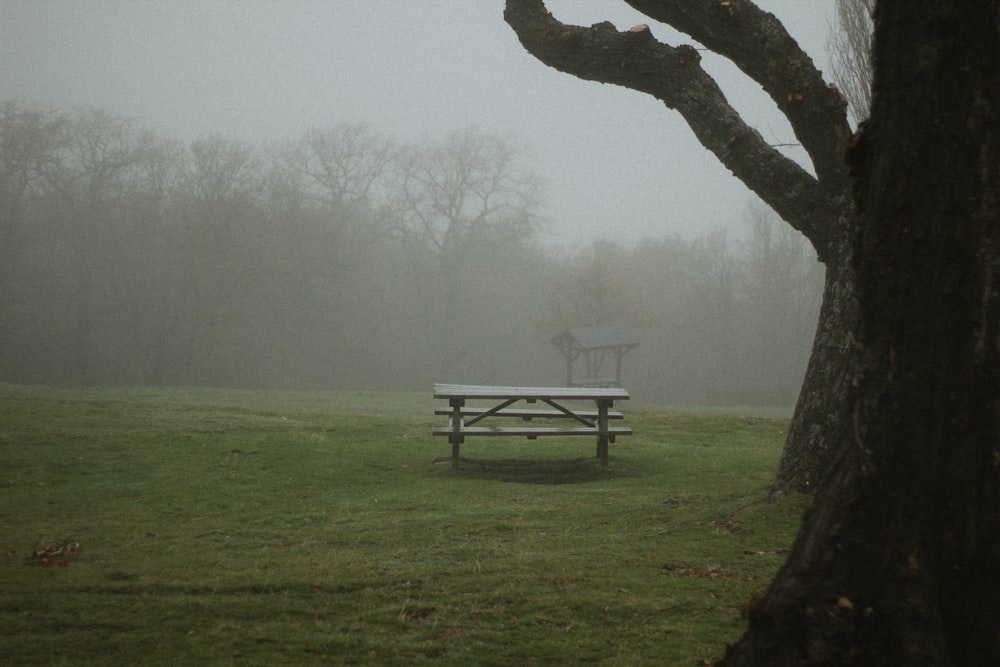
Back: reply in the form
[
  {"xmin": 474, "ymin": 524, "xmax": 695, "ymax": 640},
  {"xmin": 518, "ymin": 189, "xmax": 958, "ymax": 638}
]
[
  {"xmin": 719, "ymin": 0, "xmax": 1000, "ymax": 662},
  {"xmin": 772, "ymin": 244, "xmax": 857, "ymax": 495}
]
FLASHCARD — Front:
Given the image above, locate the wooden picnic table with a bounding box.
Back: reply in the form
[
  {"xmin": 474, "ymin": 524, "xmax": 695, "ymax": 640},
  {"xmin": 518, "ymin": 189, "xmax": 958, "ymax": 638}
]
[{"xmin": 433, "ymin": 384, "xmax": 631, "ymax": 469}]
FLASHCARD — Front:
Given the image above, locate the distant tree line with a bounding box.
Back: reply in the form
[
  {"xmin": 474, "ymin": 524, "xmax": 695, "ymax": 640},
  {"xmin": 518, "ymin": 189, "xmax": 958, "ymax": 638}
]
[{"xmin": 0, "ymin": 102, "xmax": 821, "ymax": 405}]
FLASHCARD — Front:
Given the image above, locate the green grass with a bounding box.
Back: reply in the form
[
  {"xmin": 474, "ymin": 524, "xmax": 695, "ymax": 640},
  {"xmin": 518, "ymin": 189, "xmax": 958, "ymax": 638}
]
[{"xmin": 0, "ymin": 385, "xmax": 808, "ymax": 665}]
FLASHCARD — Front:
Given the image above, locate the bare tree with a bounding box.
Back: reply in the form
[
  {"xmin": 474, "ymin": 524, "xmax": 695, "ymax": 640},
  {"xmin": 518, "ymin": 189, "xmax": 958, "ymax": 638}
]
[
  {"xmin": 186, "ymin": 134, "xmax": 261, "ymax": 214},
  {"xmin": 392, "ymin": 126, "xmax": 546, "ymax": 377},
  {"xmin": 741, "ymin": 204, "xmax": 823, "ymax": 398},
  {"xmin": 278, "ymin": 123, "xmax": 394, "ymax": 235},
  {"xmin": 828, "ymin": 0, "xmax": 875, "ymax": 125},
  {"xmin": 49, "ymin": 109, "xmax": 152, "ymax": 383},
  {"xmin": 0, "ymin": 103, "xmax": 70, "ymax": 228},
  {"xmin": 554, "ymin": 240, "xmax": 635, "ymax": 328},
  {"xmin": 0, "ymin": 104, "xmax": 72, "ymax": 382},
  {"xmin": 393, "ymin": 126, "xmax": 544, "ymax": 253}
]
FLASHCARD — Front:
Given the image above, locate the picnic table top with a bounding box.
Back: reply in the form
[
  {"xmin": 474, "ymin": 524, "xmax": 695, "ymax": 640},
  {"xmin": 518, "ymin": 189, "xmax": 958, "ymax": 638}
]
[{"xmin": 433, "ymin": 383, "xmax": 629, "ymax": 401}]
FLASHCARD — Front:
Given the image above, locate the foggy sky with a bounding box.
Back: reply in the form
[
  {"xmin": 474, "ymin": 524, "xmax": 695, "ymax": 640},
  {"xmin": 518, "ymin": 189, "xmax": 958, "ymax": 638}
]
[{"xmin": 0, "ymin": 0, "xmax": 836, "ymax": 247}]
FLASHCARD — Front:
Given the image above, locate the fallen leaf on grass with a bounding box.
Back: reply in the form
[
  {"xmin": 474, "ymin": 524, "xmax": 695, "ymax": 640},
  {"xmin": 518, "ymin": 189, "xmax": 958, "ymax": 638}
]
[{"xmin": 25, "ymin": 539, "xmax": 82, "ymax": 566}]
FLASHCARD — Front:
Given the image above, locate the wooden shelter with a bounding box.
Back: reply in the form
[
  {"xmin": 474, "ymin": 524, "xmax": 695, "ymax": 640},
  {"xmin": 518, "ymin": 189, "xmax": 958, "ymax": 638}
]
[{"xmin": 551, "ymin": 327, "xmax": 639, "ymax": 388}]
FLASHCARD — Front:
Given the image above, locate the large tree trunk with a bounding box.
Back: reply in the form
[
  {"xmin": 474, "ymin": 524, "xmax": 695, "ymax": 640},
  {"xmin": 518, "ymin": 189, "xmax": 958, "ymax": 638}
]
[{"xmin": 719, "ymin": 0, "xmax": 1000, "ymax": 662}]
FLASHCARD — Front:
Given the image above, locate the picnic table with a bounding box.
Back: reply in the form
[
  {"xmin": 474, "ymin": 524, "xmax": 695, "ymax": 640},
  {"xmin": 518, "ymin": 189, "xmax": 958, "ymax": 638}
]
[{"xmin": 433, "ymin": 384, "xmax": 631, "ymax": 469}]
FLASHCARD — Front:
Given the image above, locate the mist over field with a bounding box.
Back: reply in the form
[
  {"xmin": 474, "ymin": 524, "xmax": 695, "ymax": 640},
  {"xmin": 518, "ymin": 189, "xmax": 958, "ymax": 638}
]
[
  {"xmin": 1, "ymin": 106, "xmax": 820, "ymax": 406},
  {"xmin": 1, "ymin": 2, "xmax": 831, "ymax": 406}
]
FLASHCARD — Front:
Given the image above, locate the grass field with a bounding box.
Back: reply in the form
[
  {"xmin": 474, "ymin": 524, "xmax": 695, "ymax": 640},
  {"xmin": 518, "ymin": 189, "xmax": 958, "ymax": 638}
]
[{"xmin": 0, "ymin": 384, "xmax": 808, "ymax": 666}]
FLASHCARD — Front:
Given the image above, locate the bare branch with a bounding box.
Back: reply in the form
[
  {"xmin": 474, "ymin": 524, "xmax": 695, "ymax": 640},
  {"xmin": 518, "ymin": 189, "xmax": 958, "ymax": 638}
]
[
  {"xmin": 827, "ymin": 0, "xmax": 874, "ymax": 126},
  {"xmin": 504, "ymin": 0, "xmax": 849, "ymax": 255},
  {"xmin": 622, "ymin": 0, "xmax": 852, "ymax": 189}
]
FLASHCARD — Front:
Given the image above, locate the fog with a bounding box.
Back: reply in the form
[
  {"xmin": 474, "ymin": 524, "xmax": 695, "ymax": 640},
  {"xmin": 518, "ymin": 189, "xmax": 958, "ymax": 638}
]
[
  {"xmin": 0, "ymin": 1, "xmax": 835, "ymax": 245},
  {"xmin": 0, "ymin": 2, "xmax": 833, "ymax": 405}
]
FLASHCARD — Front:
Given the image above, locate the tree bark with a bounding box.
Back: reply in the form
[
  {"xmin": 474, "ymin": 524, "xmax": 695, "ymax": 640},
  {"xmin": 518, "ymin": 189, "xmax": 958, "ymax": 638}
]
[
  {"xmin": 773, "ymin": 244, "xmax": 856, "ymax": 494},
  {"xmin": 504, "ymin": 0, "xmax": 854, "ymax": 493},
  {"xmin": 719, "ymin": 0, "xmax": 1000, "ymax": 662}
]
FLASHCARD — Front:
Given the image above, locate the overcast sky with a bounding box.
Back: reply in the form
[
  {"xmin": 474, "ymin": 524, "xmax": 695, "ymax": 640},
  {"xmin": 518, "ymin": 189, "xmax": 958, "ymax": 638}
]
[{"xmin": 0, "ymin": 1, "xmax": 837, "ymax": 247}]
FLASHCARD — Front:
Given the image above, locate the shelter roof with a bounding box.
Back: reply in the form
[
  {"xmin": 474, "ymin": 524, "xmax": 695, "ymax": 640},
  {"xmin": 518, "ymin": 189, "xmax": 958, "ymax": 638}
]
[{"xmin": 552, "ymin": 327, "xmax": 639, "ymax": 350}]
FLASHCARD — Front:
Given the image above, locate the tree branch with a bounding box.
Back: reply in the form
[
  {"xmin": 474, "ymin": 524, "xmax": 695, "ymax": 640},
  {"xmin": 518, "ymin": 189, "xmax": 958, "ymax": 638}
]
[
  {"xmin": 624, "ymin": 0, "xmax": 853, "ymax": 190},
  {"xmin": 503, "ymin": 0, "xmax": 850, "ymax": 257}
]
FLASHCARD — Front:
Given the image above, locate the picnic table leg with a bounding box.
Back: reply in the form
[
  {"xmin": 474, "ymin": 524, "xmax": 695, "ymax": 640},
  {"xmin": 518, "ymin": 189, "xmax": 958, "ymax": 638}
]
[
  {"xmin": 596, "ymin": 398, "xmax": 611, "ymax": 467},
  {"xmin": 450, "ymin": 398, "xmax": 464, "ymax": 469}
]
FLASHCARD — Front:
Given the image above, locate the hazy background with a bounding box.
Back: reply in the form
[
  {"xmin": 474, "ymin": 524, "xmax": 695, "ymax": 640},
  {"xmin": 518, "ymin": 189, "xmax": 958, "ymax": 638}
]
[
  {"xmin": 1, "ymin": 1, "xmax": 836, "ymax": 406},
  {"xmin": 1, "ymin": 0, "xmax": 834, "ymax": 245}
]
